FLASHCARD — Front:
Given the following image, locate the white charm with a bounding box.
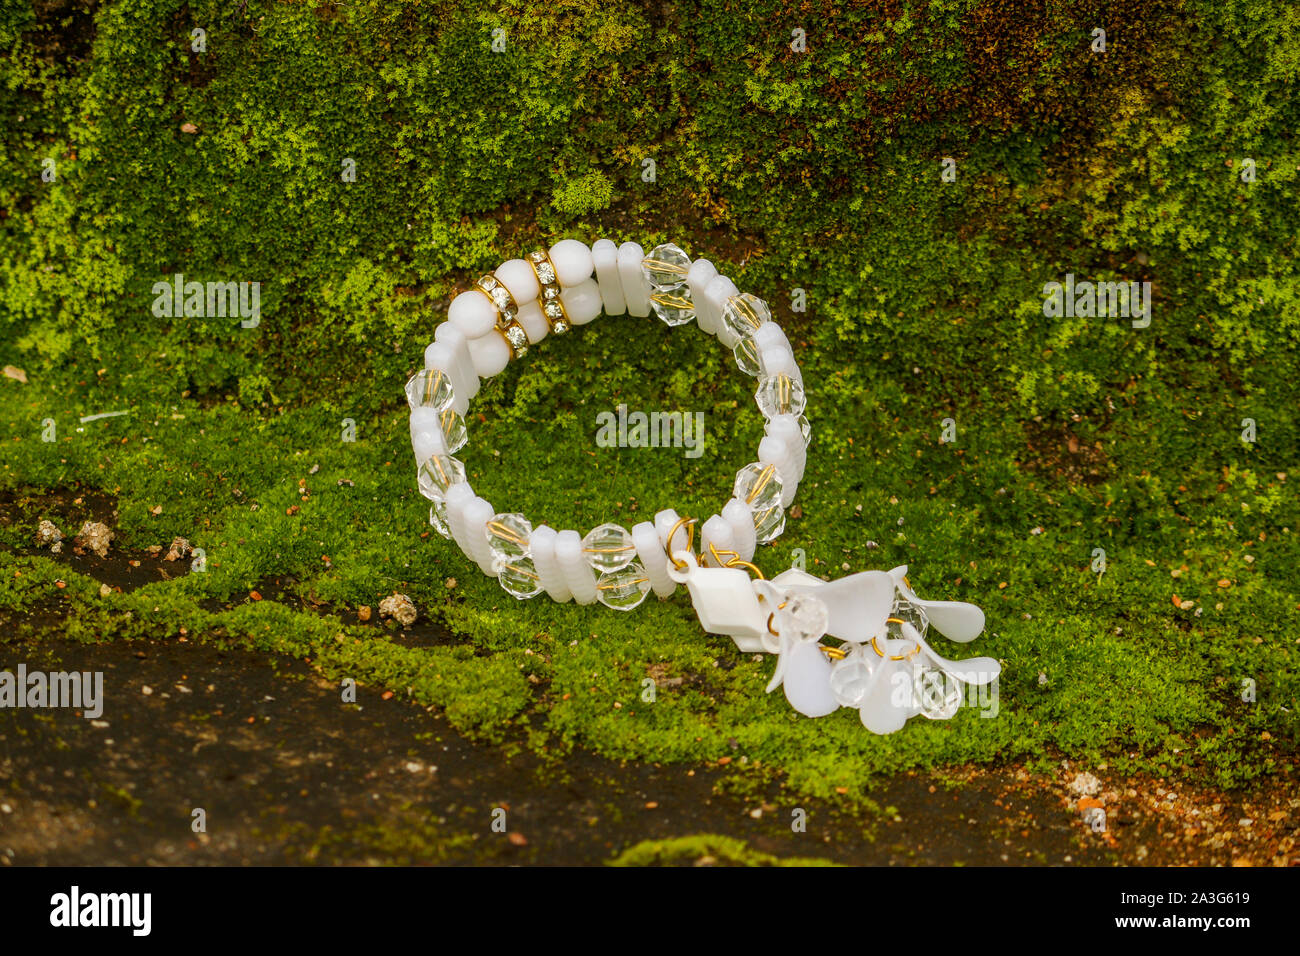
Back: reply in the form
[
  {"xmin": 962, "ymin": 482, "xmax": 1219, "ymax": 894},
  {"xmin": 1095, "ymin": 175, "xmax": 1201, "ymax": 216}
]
[
  {"xmin": 755, "ymin": 565, "xmax": 997, "ymax": 734},
  {"xmin": 669, "ymin": 553, "xmax": 768, "ymax": 652}
]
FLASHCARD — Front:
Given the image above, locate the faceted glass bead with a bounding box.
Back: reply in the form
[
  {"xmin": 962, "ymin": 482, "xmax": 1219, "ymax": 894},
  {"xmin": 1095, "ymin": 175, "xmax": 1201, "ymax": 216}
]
[
  {"xmin": 417, "ymin": 454, "xmax": 466, "ymax": 501},
  {"xmin": 733, "ymin": 463, "xmax": 784, "ymax": 516},
  {"xmin": 428, "ymin": 501, "xmax": 451, "ymax": 539},
  {"xmin": 596, "ymin": 561, "xmax": 652, "ymax": 611},
  {"xmin": 405, "ymin": 368, "xmax": 455, "ymax": 411},
  {"xmin": 733, "ymin": 337, "xmax": 761, "ymax": 376},
  {"xmin": 496, "ymin": 555, "xmax": 543, "ymax": 600},
  {"xmin": 915, "ymin": 666, "xmax": 962, "ymax": 720},
  {"xmin": 721, "ymin": 293, "xmax": 770, "ymax": 340},
  {"xmin": 890, "ymin": 598, "xmax": 930, "ymax": 639},
  {"xmin": 797, "ymin": 414, "xmax": 812, "ymax": 447},
  {"xmin": 753, "ymin": 501, "xmax": 786, "ymax": 544},
  {"xmin": 486, "ymin": 513, "xmax": 532, "ymax": 564},
  {"xmin": 641, "ymin": 243, "xmax": 691, "ymax": 291},
  {"xmin": 438, "ymin": 408, "xmax": 468, "ymax": 454},
  {"xmin": 582, "ymin": 523, "xmax": 637, "ymax": 573},
  {"xmin": 779, "ymin": 592, "xmax": 828, "ymax": 643},
  {"xmin": 755, "ymin": 372, "xmax": 806, "ymax": 419},
  {"xmin": 650, "ymin": 288, "xmax": 695, "ymax": 327},
  {"xmin": 829, "ymin": 648, "xmax": 876, "ymax": 708}
]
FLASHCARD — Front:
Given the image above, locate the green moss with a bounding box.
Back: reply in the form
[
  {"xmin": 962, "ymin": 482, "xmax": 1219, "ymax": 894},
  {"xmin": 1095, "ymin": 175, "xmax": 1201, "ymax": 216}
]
[
  {"xmin": 608, "ymin": 834, "xmax": 838, "ymax": 867},
  {"xmin": 0, "ymin": 0, "xmax": 1297, "ymax": 802}
]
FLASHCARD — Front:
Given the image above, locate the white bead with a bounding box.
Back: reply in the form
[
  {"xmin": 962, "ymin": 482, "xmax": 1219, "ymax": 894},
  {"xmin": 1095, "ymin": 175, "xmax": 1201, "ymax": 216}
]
[
  {"xmin": 467, "ymin": 330, "xmax": 510, "ymax": 377},
  {"xmin": 632, "ymin": 520, "xmax": 675, "ymax": 598},
  {"xmin": 449, "ymin": 289, "xmax": 498, "ymax": 338},
  {"xmin": 618, "ymin": 241, "xmax": 651, "ymax": 317},
  {"xmin": 765, "ymin": 415, "xmax": 806, "ymax": 483},
  {"xmin": 529, "ymin": 525, "xmax": 573, "ymax": 603},
  {"xmin": 495, "ymin": 258, "xmax": 540, "ymax": 305},
  {"xmin": 591, "ymin": 239, "xmax": 626, "ymax": 316},
  {"xmin": 753, "ymin": 322, "xmax": 792, "ymax": 353},
  {"xmin": 654, "ymin": 508, "xmax": 694, "ymax": 564},
  {"xmin": 722, "ymin": 497, "xmax": 756, "ymax": 562},
  {"xmin": 411, "ymin": 425, "xmax": 448, "ymax": 464},
  {"xmin": 549, "ymin": 239, "xmax": 594, "ymax": 287},
  {"xmin": 432, "ymin": 322, "xmax": 481, "ymax": 400},
  {"xmin": 759, "ymin": 346, "xmax": 798, "ymax": 380},
  {"xmin": 515, "ymin": 300, "xmax": 549, "ymax": 343},
  {"xmin": 759, "ymin": 434, "xmax": 799, "ymax": 507},
  {"xmin": 410, "ymin": 405, "xmax": 441, "ymax": 437},
  {"xmin": 555, "ymin": 529, "xmax": 598, "ymax": 605},
  {"xmin": 422, "ymin": 341, "xmax": 471, "ymax": 414},
  {"xmin": 704, "ymin": 276, "xmax": 741, "ymax": 347},
  {"xmin": 699, "ymin": 514, "xmax": 736, "ymax": 567},
  {"xmin": 687, "ymin": 260, "xmax": 721, "ymax": 335},
  {"xmin": 462, "ymin": 497, "xmax": 498, "ymax": 577},
  {"xmin": 443, "ymin": 483, "xmax": 476, "ymax": 559},
  {"xmin": 560, "ymin": 278, "xmax": 602, "ymax": 325}
]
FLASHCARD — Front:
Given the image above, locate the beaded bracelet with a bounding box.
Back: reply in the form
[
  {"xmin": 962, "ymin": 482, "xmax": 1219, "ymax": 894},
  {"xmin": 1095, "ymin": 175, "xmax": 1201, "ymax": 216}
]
[{"xmin": 405, "ymin": 239, "xmax": 999, "ymax": 734}]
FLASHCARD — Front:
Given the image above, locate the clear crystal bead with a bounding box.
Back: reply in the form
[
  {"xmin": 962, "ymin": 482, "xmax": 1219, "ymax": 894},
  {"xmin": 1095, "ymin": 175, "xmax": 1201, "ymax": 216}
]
[
  {"xmin": 582, "ymin": 523, "xmax": 637, "ymax": 573},
  {"xmin": 778, "ymin": 593, "xmax": 828, "ymax": 642},
  {"xmin": 486, "ymin": 513, "xmax": 532, "ymax": 563},
  {"xmin": 890, "ymin": 598, "xmax": 929, "ymax": 638},
  {"xmin": 755, "ymin": 372, "xmax": 806, "ymax": 419},
  {"xmin": 650, "ymin": 288, "xmax": 695, "ymax": 327},
  {"xmin": 752, "ymin": 501, "xmax": 786, "ymax": 544},
  {"xmin": 641, "ymin": 243, "xmax": 691, "ymax": 291},
  {"xmin": 438, "ymin": 408, "xmax": 468, "ymax": 453},
  {"xmin": 429, "ymin": 501, "xmax": 451, "ymax": 538},
  {"xmin": 405, "ymin": 368, "xmax": 455, "ymax": 411},
  {"xmin": 721, "ymin": 293, "xmax": 770, "ymax": 340},
  {"xmin": 829, "ymin": 647, "xmax": 876, "ymax": 708},
  {"xmin": 596, "ymin": 561, "xmax": 652, "ymax": 610},
  {"xmin": 496, "ymin": 555, "xmax": 543, "ymax": 599},
  {"xmin": 797, "ymin": 414, "xmax": 812, "ymax": 447},
  {"xmin": 733, "ymin": 462, "xmax": 784, "ymax": 516},
  {"xmin": 733, "ymin": 337, "xmax": 761, "ymax": 376},
  {"xmin": 915, "ymin": 666, "xmax": 962, "ymax": 720},
  {"xmin": 417, "ymin": 454, "xmax": 466, "ymax": 501}
]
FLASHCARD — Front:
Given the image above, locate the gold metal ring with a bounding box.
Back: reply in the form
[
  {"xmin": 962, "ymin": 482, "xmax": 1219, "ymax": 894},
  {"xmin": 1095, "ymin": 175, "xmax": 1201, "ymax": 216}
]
[
  {"xmin": 872, "ymin": 630, "xmax": 920, "ymax": 661},
  {"xmin": 665, "ymin": 516, "xmax": 697, "ymax": 570}
]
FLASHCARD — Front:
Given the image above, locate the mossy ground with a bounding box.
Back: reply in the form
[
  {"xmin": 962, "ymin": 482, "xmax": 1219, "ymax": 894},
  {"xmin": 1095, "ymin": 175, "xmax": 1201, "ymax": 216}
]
[{"xmin": 1, "ymin": 0, "xmax": 1298, "ymax": 826}]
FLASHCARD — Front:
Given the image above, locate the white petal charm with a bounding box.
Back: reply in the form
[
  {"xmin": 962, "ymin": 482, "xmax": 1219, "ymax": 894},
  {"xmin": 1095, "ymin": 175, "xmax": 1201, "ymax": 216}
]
[
  {"xmin": 857, "ymin": 645, "xmax": 910, "ymax": 735},
  {"xmin": 888, "ymin": 565, "xmax": 986, "ymax": 643},
  {"xmin": 779, "ymin": 640, "xmax": 839, "ymax": 718},
  {"xmin": 780, "ymin": 570, "xmax": 893, "ymax": 644}
]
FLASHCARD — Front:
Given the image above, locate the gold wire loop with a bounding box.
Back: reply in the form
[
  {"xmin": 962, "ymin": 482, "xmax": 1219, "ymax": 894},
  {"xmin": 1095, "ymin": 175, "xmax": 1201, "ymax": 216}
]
[
  {"xmin": 706, "ymin": 543, "xmax": 765, "ymax": 579},
  {"xmin": 665, "ymin": 516, "xmax": 697, "ymax": 570}
]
